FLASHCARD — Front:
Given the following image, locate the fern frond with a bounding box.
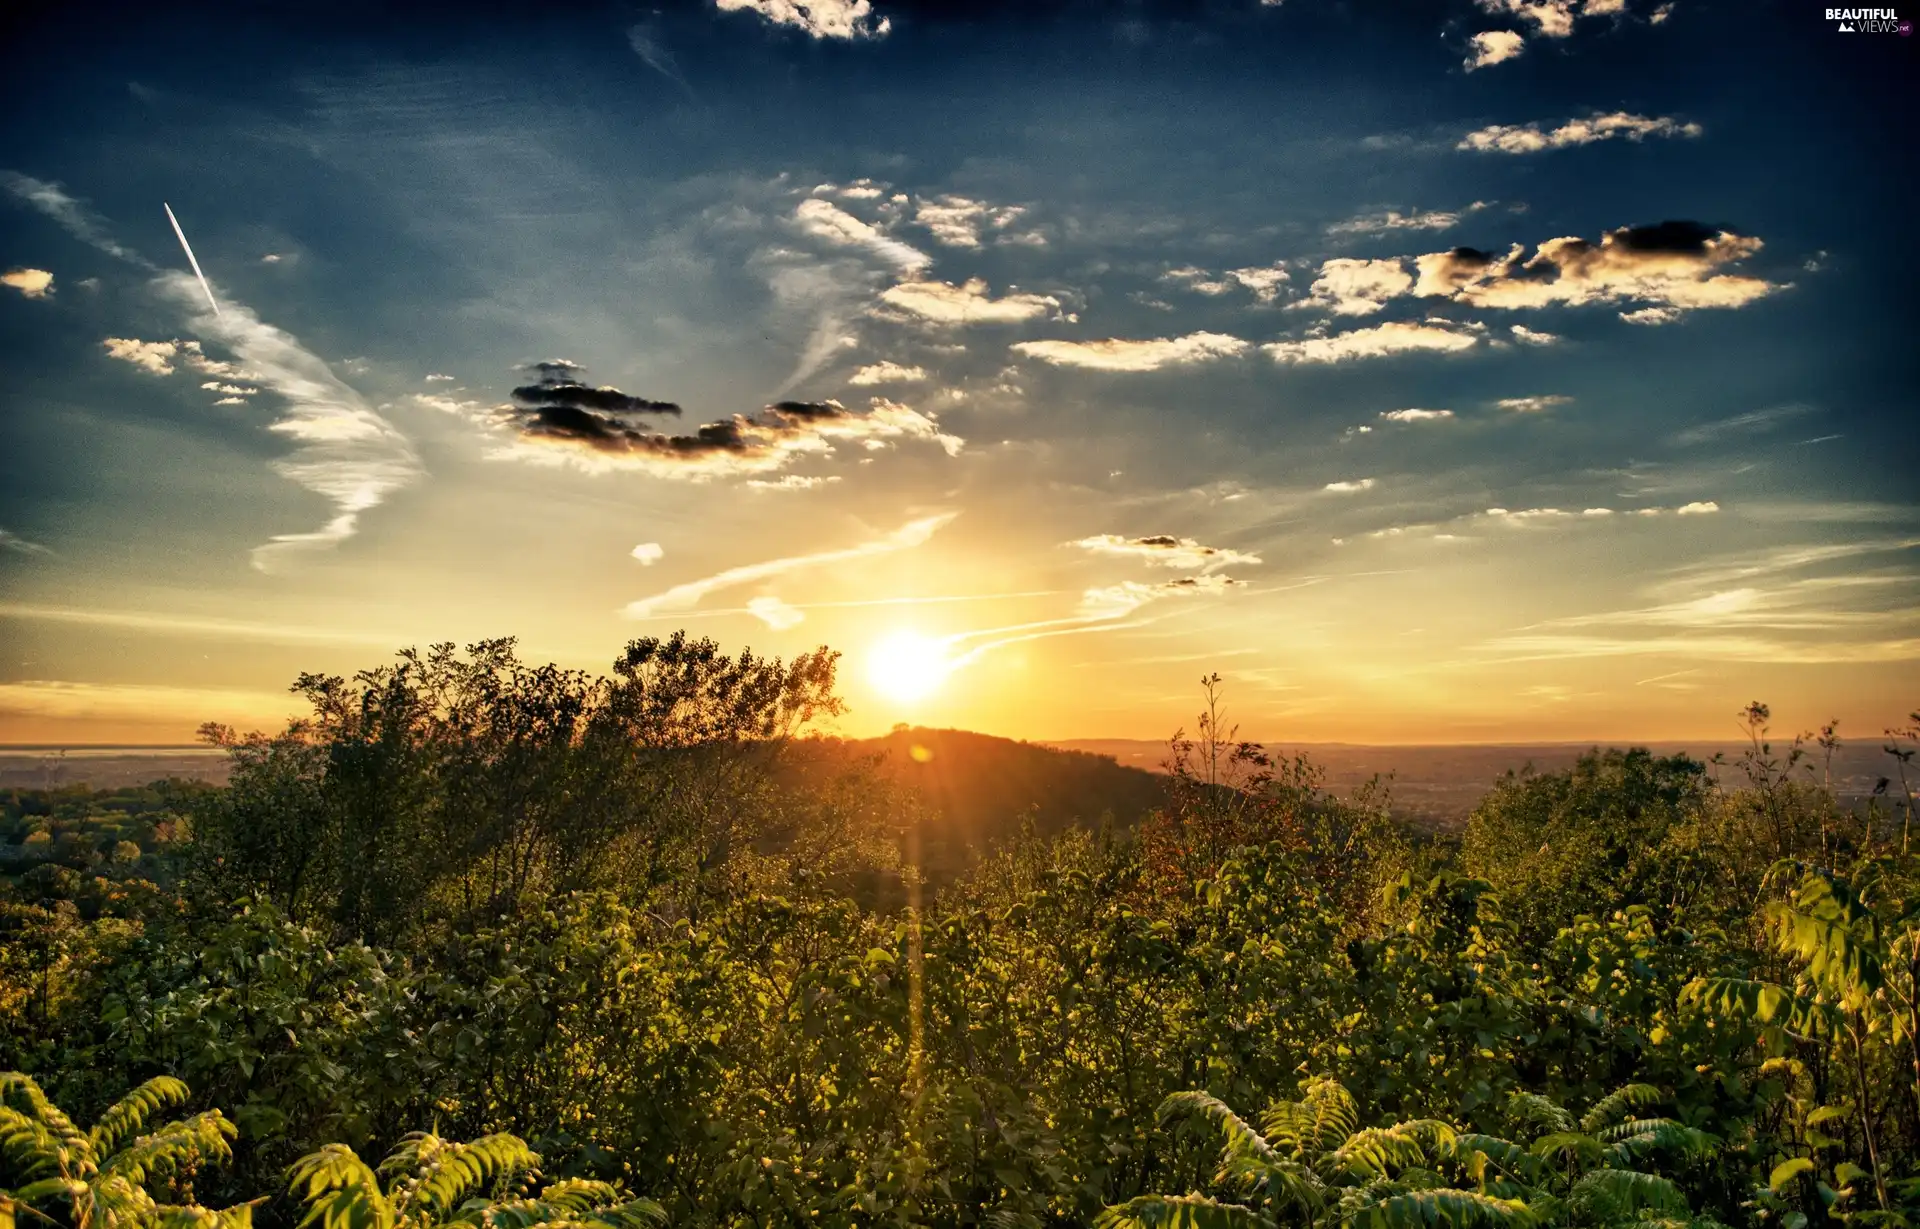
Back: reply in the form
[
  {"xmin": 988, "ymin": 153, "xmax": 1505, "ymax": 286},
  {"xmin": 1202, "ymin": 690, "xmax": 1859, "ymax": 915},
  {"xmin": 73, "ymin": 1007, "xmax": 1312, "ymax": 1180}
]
[
  {"xmin": 1578, "ymin": 1085, "xmax": 1663, "ymax": 1134},
  {"xmin": 1323, "ymin": 1126, "xmax": 1433, "ymax": 1180},
  {"xmin": 382, "ymin": 1134, "xmax": 538, "ymax": 1221},
  {"xmin": 1345, "ymin": 1188, "xmax": 1535, "ymax": 1229},
  {"xmin": 1605, "ymin": 1124, "xmax": 1718, "ymax": 1164},
  {"xmin": 0, "ymin": 1078, "xmax": 89, "ymax": 1168},
  {"xmin": 1528, "ymin": 1133, "xmax": 1606, "ymax": 1168},
  {"xmin": 1094, "ymin": 1194, "xmax": 1270, "ymax": 1229},
  {"xmin": 1218, "ymin": 1154, "xmax": 1325, "ymax": 1216},
  {"xmin": 154, "ymin": 1199, "xmax": 266, "ymax": 1229},
  {"xmin": 1262, "ymin": 1080, "xmax": 1360, "ymax": 1158},
  {"xmin": 100, "ymin": 1113, "xmax": 236, "ymax": 1187},
  {"xmin": 89, "ymin": 1079, "xmax": 191, "ymax": 1156},
  {"xmin": 1567, "ymin": 1169, "xmax": 1690, "ymax": 1221},
  {"xmin": 289, "ymin": 1143, "xmax": 390, "ymax": 1229},
  {"xmin": 0, "ymin": 1110, "xmax": 74, "ymax": 1183},
  {"xmin": 1505, "ymin": 1094, "xmax": 1573, "ymax": 1139},
  {"xmin": 1161, "ymin": 1093, "xmax": 1278, "ymax": 1163},
  {"xmin": 1448, "ymin": 1136, "xmax": 1542, "ymax": 1187}
]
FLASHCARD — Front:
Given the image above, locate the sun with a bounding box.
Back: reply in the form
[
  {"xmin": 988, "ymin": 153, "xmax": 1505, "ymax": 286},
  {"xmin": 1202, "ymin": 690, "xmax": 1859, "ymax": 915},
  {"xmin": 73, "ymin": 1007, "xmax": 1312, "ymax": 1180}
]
[{"xmin": 866, "ymin": 630, "xmax": 953, "ymax": 705}]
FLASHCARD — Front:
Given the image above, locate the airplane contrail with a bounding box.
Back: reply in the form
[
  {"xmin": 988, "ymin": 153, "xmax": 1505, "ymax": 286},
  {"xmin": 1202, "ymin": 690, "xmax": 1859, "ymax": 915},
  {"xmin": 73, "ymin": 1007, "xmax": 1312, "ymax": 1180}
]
[{"xmin": 163, "ymin": 202, "xmax": 220, "ymax": 317}]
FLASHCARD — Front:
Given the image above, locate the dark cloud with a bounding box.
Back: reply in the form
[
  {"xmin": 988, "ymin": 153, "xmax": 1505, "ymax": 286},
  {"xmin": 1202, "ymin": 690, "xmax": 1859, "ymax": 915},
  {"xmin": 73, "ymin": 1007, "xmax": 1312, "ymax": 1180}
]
[
  {"xmin": 1611, "ymin": 220, "xmax": 1723, "ymax": 254},
  {"xmin": 510, "ymin": 367, "xmax": 680, "ymax": 418}
]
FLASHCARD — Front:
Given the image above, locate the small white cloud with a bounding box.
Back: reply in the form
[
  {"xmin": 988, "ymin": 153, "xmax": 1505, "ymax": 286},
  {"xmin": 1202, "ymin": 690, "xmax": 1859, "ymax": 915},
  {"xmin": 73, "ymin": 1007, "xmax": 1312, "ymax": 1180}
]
[
  {"xmin": 1510, "ymin": 325, "xmax": 1561, "ymax": 345},
  {"xmin": 631, "ymin": 542, "xmax": 665, "ymax": 565},
  {"xmin": 848, "ymin": 360, "xmax": 929, "ymax": 385},
  {"xmin": 103, "ymin": 337, "xmax": 179, "ymax": 375},
  {"xmin": 746, "ymin": 474, "xmax": 843, "ymax": 490},
  {"xmin": 1325, "ymin": 478, "xmax": 1376, "ymax": 492},
  {"xmin": 1296, "ymin": 258, "xmax": 1414, "ymax": 317},
  {"xmin": 1379, "ymin": 408, "xmax": 1455, "ymax": 422},
  {"xmin": 3, "ymin": 268, "xmax": 53, "ymax": 298},
  {"xmin": 914, "ymin": 195, "xmax": 1024, "ymax": 248},
  {"xmin": 425, "ymin": 372, "xmax": 455, "ymax": 382},
  {"xmin": 1328, "ymin": 207, "xmax": 1478, "ymax": 236},
  {"xmin": 1228, "ymin": 264, "xmax": 1292, "ymax": 303},
  {"xmin": 1676, "ymin": 500, "xmax": 1720, "ymax": 515},
  {"xmin": 1496, "ymin": 394, "xmax": 1573, "ymax": 412},
  {"xmin": 1264, "ymin": 320, "xmax": 1482, "ymax": 364},
  {"xmin": 747, "ymin": 595, "xmax": 807, "ymax": 629},
  {"xmin": 202, "ymin": 381, "xmax": 258, "ymax": 396},
  {"xmin": 1477, "ymin": 0, "xmax": 1577, "ymax": 37},
  {"xmin": 1460, "ymin": 111, "xmax": 1703, "ymax": 154},
  {"xmin": 213, "ymin": 396, "xmax": 247, "ymax": 406},
  {"xmin": 1079, "ymin": 573, "xmax": 1244, "ymax": 619},
  {"xmin": 1012, "ymin": 332, "xmax": 1249, "ymax": 372},
  {"xmin": 1620, "ymin": 306, "xmax": 1682, "ymax": 326},
  {"xmin": 793, "ymin": 198, "xmax": 928, "ymax": 272},
  {"xmin": 714, "ymin": 0, "xmax": 889, "ymax": 40},
  {"xmin": 880, "ymin": 277, "xmax": 1058, "ymax": 324},
  {"xmin": 1465, "ymin": 29, "xmax": 1527, "ymax": 69}
]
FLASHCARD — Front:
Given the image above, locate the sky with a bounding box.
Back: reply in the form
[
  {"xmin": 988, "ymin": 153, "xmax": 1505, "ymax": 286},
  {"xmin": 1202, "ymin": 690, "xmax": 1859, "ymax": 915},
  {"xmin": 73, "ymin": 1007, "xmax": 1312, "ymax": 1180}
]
[{"xmin": 0, "ymin": 0, "xmax": 1916, "ymax": 746}]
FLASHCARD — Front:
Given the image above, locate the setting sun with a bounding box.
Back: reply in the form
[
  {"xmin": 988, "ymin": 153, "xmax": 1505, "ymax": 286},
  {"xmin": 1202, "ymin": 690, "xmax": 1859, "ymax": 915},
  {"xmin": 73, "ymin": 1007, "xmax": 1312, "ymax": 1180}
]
[{"xmin": 866, "ymin": 630, "xmax": 954, "ymax": 704}]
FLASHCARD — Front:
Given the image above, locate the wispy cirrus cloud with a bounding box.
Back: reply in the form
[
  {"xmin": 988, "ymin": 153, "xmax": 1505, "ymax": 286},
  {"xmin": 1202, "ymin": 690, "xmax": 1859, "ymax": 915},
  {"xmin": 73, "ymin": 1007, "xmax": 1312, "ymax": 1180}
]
[
  {"xmin": 622, "ymin": 512, "xmax": 954, "ymax": 618},
  {"xmin": 1497, "ymin": 394, "xmax": 1572, "ymax": 412},
  {"xmin": 1067, "ymin": 534, "xmax": 1260, "ymax": 571},
  {"xmin": 1329, "ymin": 204, "xmax": 1489, "ymax": 237},
  {"xmin": 2, "ymin": 172, "xmax": 154, "ymax": 267},
  {"xmin": 1013, "ymin": 332, "xmax": 1248, "ymax": 371},
  {"xmin": 0, "ymin": 528, "xmax": 52, "ymax": 555},
  {"xmin": 1379, "ymin": 408, "xmax": 1454, "ymax": 422},
  {"xmin": 1459, "ymin": 111, "xmax": 1702, "ymax": 154},
  {"xmin": 1670, "ymin": 404, "xmax": 1816, "ymax": 446},
  {"xmin": 160, "ymin": 273, "xmax": 424, "ymax": 571}
]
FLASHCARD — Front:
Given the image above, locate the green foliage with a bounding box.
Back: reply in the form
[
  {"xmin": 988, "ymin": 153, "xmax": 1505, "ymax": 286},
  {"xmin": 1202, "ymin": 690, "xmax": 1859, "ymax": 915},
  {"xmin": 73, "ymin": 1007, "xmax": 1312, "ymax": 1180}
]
[{"xmin": 0, "ymin": 1074, "xmax": 253, "ymax": 1229}]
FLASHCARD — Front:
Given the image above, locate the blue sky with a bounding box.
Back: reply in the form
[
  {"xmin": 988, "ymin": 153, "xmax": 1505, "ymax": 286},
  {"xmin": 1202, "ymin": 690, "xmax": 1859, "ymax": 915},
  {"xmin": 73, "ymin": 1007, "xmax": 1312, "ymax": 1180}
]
[{"xmin": 1, "ymin": 0, "xmax": 1915, "ymax": 743}]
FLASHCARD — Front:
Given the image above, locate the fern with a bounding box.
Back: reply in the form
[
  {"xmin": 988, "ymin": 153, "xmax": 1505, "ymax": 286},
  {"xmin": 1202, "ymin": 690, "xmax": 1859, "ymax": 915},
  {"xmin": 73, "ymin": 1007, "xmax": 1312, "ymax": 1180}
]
[
  {"xmin": 1578, "ymin": 1086, "xmax": 1663, "ymax": 1135},
  {"xmin": 87, "ymin": 1079, "xmax": 191, "ymax": 1157},
  {"xmin": 1345, "ymin": 1188, "xmax": 1535, "ymax": 1229},
  {"xmin": 1567, "ymin": 1169, "xmax": 1690, "ymax": 1221},
  {"xmin": 1094, "ymin": 1193, "xmax": 1272, "ymax": 1229},
  {"xmin": 1504, "ymin": 1095, "xmax": 1573, "ymax": 1138}
]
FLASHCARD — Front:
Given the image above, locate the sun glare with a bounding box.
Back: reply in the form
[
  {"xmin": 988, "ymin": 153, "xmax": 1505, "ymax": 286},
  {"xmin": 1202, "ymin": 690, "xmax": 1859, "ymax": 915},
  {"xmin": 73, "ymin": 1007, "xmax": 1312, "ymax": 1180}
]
[{"xmin": 866, "ymin": 630, "xmax": 953, "ymax": 705}]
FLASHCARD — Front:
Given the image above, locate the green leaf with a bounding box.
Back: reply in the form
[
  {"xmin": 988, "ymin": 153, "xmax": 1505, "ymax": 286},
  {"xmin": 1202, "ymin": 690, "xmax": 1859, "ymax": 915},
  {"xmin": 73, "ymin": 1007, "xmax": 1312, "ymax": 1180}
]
[{"xmin": 1770, "ymin": 1158, "xmax": 1816, "ymax": 1193}]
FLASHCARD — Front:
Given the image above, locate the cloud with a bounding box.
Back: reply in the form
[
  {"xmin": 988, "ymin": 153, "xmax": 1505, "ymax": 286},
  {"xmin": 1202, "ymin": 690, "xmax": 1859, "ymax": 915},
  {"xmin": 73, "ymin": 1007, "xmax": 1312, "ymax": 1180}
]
[
  {"xmin": 0, "ymin": 528, "xmax": 51, "ymax": 555},
  {"xmin": 627, "ymin": 21, "xmax": 697, "ymax": 96},
  {"xmin": 157, "ymin": 274, "xmax": 423, "ymax": 571},
  {"xmin": 747, "ymin": 595, "xmax": 807, "ymax": 629},
  {"xmin": 1413, "ymin": 222, "xmax": 1776, "ymax": 313},
  {"xmin": 794, "ymin": 198, "xmax": 928, "ymax": 272},
  {"xmin": 1670, "ymin": 404, "xmax": 1815, "ymax": 446},
  {"xmin": 510, "ymin": 375, "xmax": 682, "ymax": 418},
  {"xmin": 1296, "ymin": 258, "xmax": 1414, "ymax": 316},
  {"xmin": 1079, "ymin": 574, "xmax": 1244, "ymax": 619},
  {"xmin": 1325, "ymin": 478, "xmax": 1376, "ymax": 492},
  {"xmin": 1676, "ymin": 500, "xmax": 1720, "ymax": 515},
  {"xmin": 848, "ymin": 360, "xmax": 928, "ymax": 385},
  {"xmin": 747, "ymin": 474, "xmax": 843, "ymax": 490},
  {"xmin": 103, "ymin": 337, "xmax": 182, "ymax": 375},
  {"xmin": 1328, "ymin": 206, "xmax": 1485, "ymax": 237},
  {"xmin": 500, "ymin": 389, "xmax": 961, "ymax": 477},
  {"xmin": 1496, "ymin": 394, "xmax": 1572, "ymax": 412},
  {"xmin": 1620, "ymin": 306, "xmax": 1681, "ymax": 325},
  {"xmin": 1012, "ymin": 332, "xmax": 1248, "ymax": 372},
  {"xmin": 202, "ymin": 381, "xmax": 258, "ymax": 396},
  {"xmin": 1067, "ymin": 534, "xmax": 1260, "ymax": 571},
  {"xmin": 1379, "ymin": 408, "xmax": 1454, "ymax": 422},
  {"xmin": 714, "ymin": 0, "xmax": 890, "ymax": 39},
  {"xmin": 1465, "ymin": 29, "xmax": 1527, "ymax": 69},
  {"xmin": 880, "ymin": 277, "xmax": 1059, "ymax": 324},
  {"xmin": 1264, "ymin": 320, "xmax": 1482, "ymax": 364},
  {"xmin": 1460, "ymin": 112, "xmax": 1703, "ymax": 154},
  {"xmin": 1509, "ymin": 325, "xmax": 1560, "ymax": 345},
  {"xmin": 1164, "ymin": 264, "xmax": 1292, "ymax": 303},
  {"xmin": 623, "ymin": 512, "xmax": 954, "ymax": 618},
  {"xmin": 1, "ymin": 172, "xmax": 152, "ymax": 267},
  {"xmin": 914, "ymin": 195, "xmax": 1025, "ymax": 247},
  {"xmin": 425, "ymin": 372, "xmax": 455, "ymax": 382},
  {"xmin": 1477, "ymin": 0, "xmax": 1578, "ymax": 37},
  {"xmin": 631, "ymin": 542, "xmax": 665, "ymax": 565},
  {"xmin": 2, "ymin": 268, "xmax": 52, "ymax": 298}
]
